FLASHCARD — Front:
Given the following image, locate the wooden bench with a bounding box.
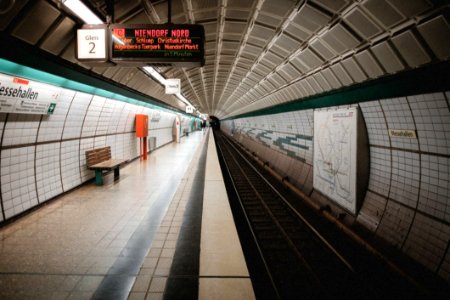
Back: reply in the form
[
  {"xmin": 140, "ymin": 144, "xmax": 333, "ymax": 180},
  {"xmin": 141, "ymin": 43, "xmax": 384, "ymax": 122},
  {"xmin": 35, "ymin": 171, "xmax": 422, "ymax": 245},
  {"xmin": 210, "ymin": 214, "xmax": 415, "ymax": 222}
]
[{"xmin": 86, "ymin": 146, "xmax": 127, "ymax": 186}]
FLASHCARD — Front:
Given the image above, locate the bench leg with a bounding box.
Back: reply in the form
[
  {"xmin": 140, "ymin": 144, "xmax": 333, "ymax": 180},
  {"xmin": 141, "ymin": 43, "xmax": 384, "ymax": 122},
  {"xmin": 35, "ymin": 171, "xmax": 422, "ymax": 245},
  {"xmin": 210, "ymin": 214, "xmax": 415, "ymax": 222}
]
[
  {"xmin": 95, "ymin": 170, "xmax": 104, "ymax": 186},
  {"xmin": 114, "ymin": 167, "xmax": 120, "ymax": 180}
]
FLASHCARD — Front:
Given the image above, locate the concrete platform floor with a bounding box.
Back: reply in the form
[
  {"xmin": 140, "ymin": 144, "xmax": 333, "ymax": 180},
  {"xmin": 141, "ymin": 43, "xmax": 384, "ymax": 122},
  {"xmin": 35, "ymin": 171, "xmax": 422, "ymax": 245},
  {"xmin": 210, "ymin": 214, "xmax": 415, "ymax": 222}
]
[{"xmin": 0, "ymin": 130, "xmax": 254, "ymax": 300}]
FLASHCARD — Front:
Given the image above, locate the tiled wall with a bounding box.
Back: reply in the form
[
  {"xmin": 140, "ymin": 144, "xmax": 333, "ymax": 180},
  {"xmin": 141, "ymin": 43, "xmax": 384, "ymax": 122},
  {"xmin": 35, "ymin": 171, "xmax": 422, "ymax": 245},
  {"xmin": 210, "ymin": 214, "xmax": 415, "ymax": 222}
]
[
  {"xmin": 0, "ymin": 84, "xmax": 193, "ymax": 223},
  {"xmin": 222, "ymin": 91, "xmax": 450, "ymax": 282}
]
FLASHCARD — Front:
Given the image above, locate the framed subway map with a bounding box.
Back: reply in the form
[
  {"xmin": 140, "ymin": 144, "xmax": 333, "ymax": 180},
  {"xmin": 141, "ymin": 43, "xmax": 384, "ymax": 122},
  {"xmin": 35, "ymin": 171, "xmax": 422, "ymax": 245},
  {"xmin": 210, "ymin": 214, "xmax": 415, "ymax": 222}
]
[{"xmin": 313, "ymin": 107, "xmax": 358, "ymax": 214}]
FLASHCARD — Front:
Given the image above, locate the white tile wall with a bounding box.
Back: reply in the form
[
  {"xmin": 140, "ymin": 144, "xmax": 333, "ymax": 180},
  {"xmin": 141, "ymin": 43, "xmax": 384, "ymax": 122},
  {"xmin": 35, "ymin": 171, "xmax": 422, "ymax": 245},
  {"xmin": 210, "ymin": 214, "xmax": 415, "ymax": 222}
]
[
  {"xmin": 36, "ymin": 143, "xmax": 62, "ymax": 202},
  {"xmin": 37, "ymin": 90, "xmax": 75, "ymax": 143},
  {"xmin": 124, "ymin": 104, "xmax": 139, "ymax": 133},
  {"xmin": 419, "ymin": 155, "xmax": 450, "ymax": 221},
  {"xmin": 376, "ymin": 201, "xmax": 414, "ymax": 248},
  {"xmin": 357, "ymin": 191, "xmax": 387, "ymax": 232},
  {"xmin": 116, "ymin": 103, "xmax": 132, "ymax": 133},
  {"xmin": 123, "ymin": 133, "xmax": 138, "ymax": 160},
  {"xmin": 403, "ymin": 213, "xmax": 450, "ymax": 271},
  {"xmin": 2, "ymin": 114, "xmax": 40, "ymax": 146},
  {"xmin": 114, "ymin": 134, "xmax": 125, "ymax": 158},
  {"xmin": 439, "ymin": 249, "xmax": 450, "ymax": 282},
  {"xmin": 381, "ymin": 97, "xmax": 419, "ymax": 151},
  {"xmin": 222, "ymin": 90, "xmax": 450, "ymax": 281},
  {"xmin": 0, "ymin": 82, "xmax": 190, "ymax": 226},
  {"xmin": 409, "ymin": 93, "xmax": 450, "ymax": 155},
  {"xmin": 79, "ymin": 138, "xmax": 95, "ymax": 182},
  {"xmin": 60, "ymin": 140, "xmax": 81, "ymax": 191},
  {"xmin": 367, "ymin": 147, "xmax": 391, "ymax": 197},
  {"xmin": 107, "ymin": 101, "xmax": 125, "ymax": 134},
  {"xmin": 94, "ymin": 136, "xmax": 106, "ymax": 149},
  {"xmin": 106, "ymin": 135, "xmax": 117, "ymax": 157},
  {"xmin": 96, "ymin": 98, "xmax": 114, "ymax": 135},
  {"xmin": 1, "ymin": 146, "xmax": 38, "ymax": 219},
  {"xmin": 62, "ymin": 92, "xmax": 92, "ymax": 139},
  {"xmin": 360, "ymin": 100, "xmax": 390, "ymax": 147},
  {"xmin": 389, "ymin": 150, "xmax": 420, "ymax": 208},
  {"xmin": 81, "ymin": 96, "xmax": 105, "ymax": 137},
  {"xmin": 0, "ymin": 114, "xmax": 6, "ymax": 144}
]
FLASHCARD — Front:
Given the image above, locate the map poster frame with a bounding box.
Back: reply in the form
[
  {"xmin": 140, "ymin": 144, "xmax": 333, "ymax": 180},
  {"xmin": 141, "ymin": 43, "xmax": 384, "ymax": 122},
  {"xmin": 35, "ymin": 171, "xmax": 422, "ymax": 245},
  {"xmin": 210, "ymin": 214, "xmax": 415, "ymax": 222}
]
[{"xmin": 313, "ymin": 107, "xmax": 358, "ymax": 214}]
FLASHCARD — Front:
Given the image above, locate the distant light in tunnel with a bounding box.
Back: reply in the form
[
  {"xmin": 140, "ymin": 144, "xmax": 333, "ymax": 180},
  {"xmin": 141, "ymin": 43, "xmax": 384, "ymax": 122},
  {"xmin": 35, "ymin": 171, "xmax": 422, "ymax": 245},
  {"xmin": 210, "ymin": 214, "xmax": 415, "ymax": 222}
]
[
  {"xmin": 143, "ymin": 66, "xmax": 167, "ymax": 85},
  {"xmin": 143, "ymin": 67, "xmax": 201, "ymax": 117}
]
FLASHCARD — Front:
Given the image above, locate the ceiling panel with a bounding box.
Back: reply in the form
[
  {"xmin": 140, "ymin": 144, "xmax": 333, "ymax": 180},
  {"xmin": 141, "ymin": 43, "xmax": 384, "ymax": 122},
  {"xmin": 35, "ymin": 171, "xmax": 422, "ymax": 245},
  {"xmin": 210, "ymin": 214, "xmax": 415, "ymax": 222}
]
[
  {"xmin": 391, "ymin": 30, "xmax": 431, "ymax": 68},
  {"xmin": 275, "ymin": 34, "xmax": 302, "ymax": 53},
  {"xmin": 250, "ymin": 24, "xmax": 276, "ymax": 41},
  {"xmin": 313, "ymin": 73, "xmax": 332, "ymax": 91},
  {"xmin": 0, "ymin": 0, "xmax": 448, "ymax": 119},
  {"xmin": 310, "ymin": 38, "xmax": 336, "ymax": 60},
  {"xmin": 284, "ymin": 23, "xmax": 312, "ymax": 41},
  {"xmin": 388, "ymin": 0, "xmax": 432, "ymax": 18},
  {"xmin": 0, "ymin": 0, "xmax": 29, "ymax": 30},
  {"xmin": 341, "ymin": 57, "xmax": 368, "ymax": 83},
  {"xmin": 278, "ymin": 63, "xmax": 301, "ymax": 81},
  {"xmin": 290, "ymin": 57, "xmax": 309, "ymax": 74},
  {"xmin": 321, "ymin": 23, "xmax": 360, "ymax": 54},
  {"xmin": 226, "ymin": 9, "xmax": 251, "ymax": 20},
  {"xmin": 344, "ymin": 7, "xmax": 382, "ymax": 40},
  {"xmin": 362, "ymin": 0, "xmax": 405, "ymax": 29},
  {"xmin": 330, "ymin": 63, "xmax": 353, "ymax": 86},
  {"xmin": 40, "ymin": 17, "xmax": 76, "ymax": 55},
  {"xmin": 293, "ymin": 4, "xmax": 331, "ymax": 33},
  {"xmin": 306, "ymin": 77, "xmax": 323, "ymax": 93},
  {"xmin": 260, "ymin": 0, "xmax": 296, "ymax": 17},
  {"xmin": 194, "ymin": 10, "xmax": 218, "ymax": 21},
  {"xmin": 371, "ymin": 41, "xmax": 405, "ymax": 74},
  {"xmin": 354, "ymin": 50, "xmax": 384, "ymax": 79},
  {"xmin": 321, "ymin": 69, "xmax": 342, "ymax": 89},
  {"xmin": 11, "ymin": 0, "xmax": 60, "ymax": 45},
  {"xmin": 297, "ymin": 48, "xmax": 323, "ymax": 69},
  {"xmin": 255, "ymin": 13, "xmax": 283, "ymax": 28},
  {"xmin": 418, "ymin": 16, "xmax": 450, "ymax": 60},
  {"xmin": 311, "ymin": 0, "xmax": 350, "ymax": 13}
]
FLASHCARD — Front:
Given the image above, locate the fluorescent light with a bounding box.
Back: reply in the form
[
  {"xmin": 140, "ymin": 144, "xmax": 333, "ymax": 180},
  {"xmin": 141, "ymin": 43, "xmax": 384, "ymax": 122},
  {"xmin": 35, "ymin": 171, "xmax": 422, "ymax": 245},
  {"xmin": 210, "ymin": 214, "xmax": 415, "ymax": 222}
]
[
  {"xmin": 143, "ymin": 66, "xmax": 167, "ymax": 85},
  {"xmin": 63, "ymin": 0, "xmax": 103, "ymax": 24},
  {"xmin": 176, "ymin": 93, "xmax": 193, "ymax": 106},
  {"xmin": 142, "ymin": 67, "xmax": 196, "ymax": 114}
]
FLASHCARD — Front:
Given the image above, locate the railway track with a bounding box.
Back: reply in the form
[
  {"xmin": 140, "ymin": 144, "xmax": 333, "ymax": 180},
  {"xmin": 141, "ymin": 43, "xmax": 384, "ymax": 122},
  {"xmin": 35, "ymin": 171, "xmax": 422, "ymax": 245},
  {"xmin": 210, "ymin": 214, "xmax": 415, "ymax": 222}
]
[{"xmin": 214, "ymin": 131, "xmax": 433, "ymax": 299}]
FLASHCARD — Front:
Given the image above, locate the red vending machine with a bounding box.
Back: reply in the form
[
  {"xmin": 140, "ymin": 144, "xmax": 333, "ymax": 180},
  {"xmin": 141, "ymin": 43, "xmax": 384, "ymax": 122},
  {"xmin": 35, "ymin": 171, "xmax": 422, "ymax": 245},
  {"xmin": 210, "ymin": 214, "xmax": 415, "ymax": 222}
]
[{"xmin": 136, "ymin": 114, "xmax": 148, "ymax": 160}]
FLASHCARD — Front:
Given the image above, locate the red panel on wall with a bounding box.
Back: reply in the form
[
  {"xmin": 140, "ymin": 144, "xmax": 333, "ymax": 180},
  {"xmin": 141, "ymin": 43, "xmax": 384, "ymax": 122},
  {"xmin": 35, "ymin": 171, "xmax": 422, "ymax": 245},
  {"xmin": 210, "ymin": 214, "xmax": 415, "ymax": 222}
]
[{"xmin": 136, "ymin": 114, "xmax": 148, "ymax": 137}]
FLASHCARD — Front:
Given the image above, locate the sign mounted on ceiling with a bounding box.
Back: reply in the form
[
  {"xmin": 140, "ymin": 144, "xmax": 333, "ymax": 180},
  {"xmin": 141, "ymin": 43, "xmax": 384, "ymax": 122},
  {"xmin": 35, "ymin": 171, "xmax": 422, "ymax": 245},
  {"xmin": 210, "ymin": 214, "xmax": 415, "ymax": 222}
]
[
  {"xmin": 165, "ymin": 79, "xmax": 180, "ymax": 94},
  {"xmin": 186, "ymin": 106, "xmax": 194, "ymax": 113},
  {"xmin": 76, "ymin": 25, "xmax": 108, "ymax": 61},
  {"xmin": 110, "ymin": 24, "xmax": 205, "ymax": 67}
]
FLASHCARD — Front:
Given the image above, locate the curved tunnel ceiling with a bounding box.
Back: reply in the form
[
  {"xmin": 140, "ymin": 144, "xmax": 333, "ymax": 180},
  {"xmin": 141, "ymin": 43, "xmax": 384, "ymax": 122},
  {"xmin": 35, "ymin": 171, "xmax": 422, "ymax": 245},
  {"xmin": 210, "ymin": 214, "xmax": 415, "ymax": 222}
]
[{"xmin": 0, "ymin": 0, "xmax": 449, "ymax": 119}]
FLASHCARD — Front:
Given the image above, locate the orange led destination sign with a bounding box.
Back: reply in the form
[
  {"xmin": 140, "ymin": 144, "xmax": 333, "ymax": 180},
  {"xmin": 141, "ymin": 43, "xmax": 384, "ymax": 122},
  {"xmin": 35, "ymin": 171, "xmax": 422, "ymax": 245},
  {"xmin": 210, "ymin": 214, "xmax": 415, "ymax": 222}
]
[{"xmin": 110, "ymin": 24, "xmax": 205, "ymax": 67}]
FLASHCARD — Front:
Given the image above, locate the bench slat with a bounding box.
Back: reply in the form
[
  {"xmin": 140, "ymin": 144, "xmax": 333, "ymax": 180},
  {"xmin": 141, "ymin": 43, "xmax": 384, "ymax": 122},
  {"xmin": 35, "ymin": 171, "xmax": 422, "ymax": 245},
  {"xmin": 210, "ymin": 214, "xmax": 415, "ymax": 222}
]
[
  {"xmin": 86, "ymin": 146, "xmax": 112, "ymax": 167},
  {"xmin": 89, "ymin": 159, "xmax": 128, "ymax": 170}
]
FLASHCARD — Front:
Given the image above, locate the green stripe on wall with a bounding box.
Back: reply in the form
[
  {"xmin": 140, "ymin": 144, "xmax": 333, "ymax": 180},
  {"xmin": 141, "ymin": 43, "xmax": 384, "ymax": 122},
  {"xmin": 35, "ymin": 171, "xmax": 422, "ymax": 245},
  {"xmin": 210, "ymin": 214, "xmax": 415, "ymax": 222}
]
[
  {"xmin": 0, "ymin": 33, "xmax": 197, "ymax": 119},
  {"xmin": 226, "ymin": 60, "xmax": 450, "ymax": 120}
]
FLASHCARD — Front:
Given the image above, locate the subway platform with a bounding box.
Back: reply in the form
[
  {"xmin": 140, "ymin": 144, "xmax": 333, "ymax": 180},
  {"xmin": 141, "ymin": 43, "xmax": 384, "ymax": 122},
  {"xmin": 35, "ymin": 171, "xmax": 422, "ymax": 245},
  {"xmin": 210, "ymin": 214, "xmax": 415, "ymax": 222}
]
[{"xmin": 0, "ymin": 129, "xmax": 255, "ymax": 300}]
